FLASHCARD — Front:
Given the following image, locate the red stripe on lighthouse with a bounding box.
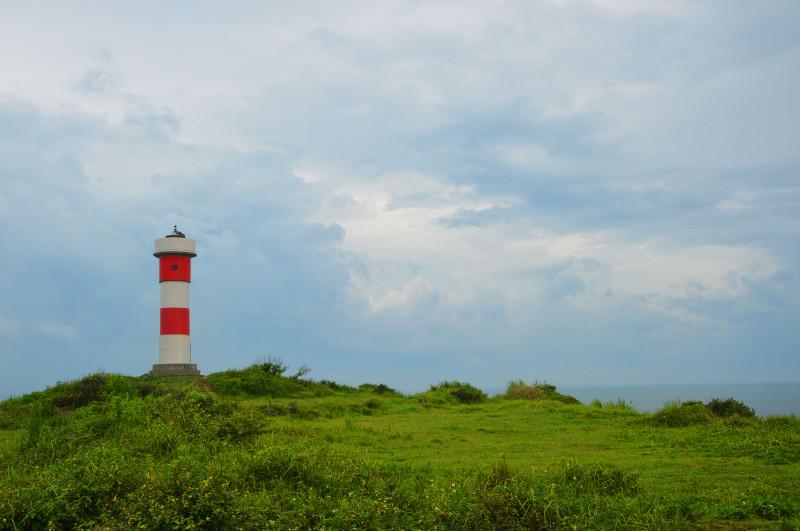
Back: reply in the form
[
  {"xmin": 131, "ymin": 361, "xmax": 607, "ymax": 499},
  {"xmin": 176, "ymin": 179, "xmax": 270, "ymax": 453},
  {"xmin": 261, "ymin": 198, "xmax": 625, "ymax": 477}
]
[
  {"xmin": 160, "ymin": 307, "xmax": 190, "ymax": 335},
  {"xmin": 159, "ymin": 255, "xmax": 192, "ymax": 282}
]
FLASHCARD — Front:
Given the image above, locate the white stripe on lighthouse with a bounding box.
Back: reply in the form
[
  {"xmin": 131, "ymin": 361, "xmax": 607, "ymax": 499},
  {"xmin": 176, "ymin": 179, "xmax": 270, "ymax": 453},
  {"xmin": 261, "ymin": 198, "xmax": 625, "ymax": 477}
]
[
  {"xmin": 159, "ymin": 335, "xmax": 191, "ymax": 364},
  {"xmin": 160, "ymin": 281, "xmax": 190, "ymax": 308},
  {"xmin": 159, "ymin": 279, "xmax": 191, "ymax": 364}
]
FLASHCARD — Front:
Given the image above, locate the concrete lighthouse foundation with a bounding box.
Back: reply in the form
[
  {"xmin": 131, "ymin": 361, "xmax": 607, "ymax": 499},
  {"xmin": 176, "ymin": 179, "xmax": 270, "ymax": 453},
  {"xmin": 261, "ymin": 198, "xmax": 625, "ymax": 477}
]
[{"xmin": 150, "ymin": 226, "xmax": 201, "ymax": 376}]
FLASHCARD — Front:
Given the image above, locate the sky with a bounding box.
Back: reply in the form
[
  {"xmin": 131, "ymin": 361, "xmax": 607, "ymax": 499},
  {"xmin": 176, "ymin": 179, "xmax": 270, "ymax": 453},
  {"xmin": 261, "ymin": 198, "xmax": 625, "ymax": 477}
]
[{"xmin": 1, "ymin": 0, "xmax": 799, "ymax": 397}]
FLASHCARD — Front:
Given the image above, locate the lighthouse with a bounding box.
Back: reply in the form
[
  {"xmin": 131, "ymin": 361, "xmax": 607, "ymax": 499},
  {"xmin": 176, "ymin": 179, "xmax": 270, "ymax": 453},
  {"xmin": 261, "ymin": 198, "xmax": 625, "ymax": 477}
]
[{"xmin": 150, "ymin": 226, "xmax": 200, "ymax": 376}]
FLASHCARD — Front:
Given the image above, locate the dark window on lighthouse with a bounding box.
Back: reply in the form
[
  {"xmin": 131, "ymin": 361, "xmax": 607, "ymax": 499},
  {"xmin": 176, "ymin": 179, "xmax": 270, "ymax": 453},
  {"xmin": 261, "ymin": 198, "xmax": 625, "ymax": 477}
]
[{"xmin": 171, "ymin": 265, "xmax": 179, "ymax": 271}]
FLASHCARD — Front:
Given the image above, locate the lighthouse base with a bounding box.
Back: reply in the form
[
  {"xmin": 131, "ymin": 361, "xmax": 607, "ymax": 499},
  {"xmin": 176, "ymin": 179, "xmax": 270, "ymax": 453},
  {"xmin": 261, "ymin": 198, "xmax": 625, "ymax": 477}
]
[{"xmin": 149, "ymin": 363, "xmax": 201, "ymax": 376}]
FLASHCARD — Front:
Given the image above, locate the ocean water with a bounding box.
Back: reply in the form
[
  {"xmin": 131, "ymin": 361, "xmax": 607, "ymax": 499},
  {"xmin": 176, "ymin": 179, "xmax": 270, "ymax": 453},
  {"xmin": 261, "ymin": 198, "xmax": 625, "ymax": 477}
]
[{"xmin": 559, "ymin": 382, "xmax": 800, "ymax": 417}]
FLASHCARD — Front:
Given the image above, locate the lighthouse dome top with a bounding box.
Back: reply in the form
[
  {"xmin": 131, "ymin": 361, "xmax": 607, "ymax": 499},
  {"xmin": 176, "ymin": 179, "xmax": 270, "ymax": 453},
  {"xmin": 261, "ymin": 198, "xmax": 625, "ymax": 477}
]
[{"xmin": 154, "ymin": 226, "xmax": 197, "ymax": 257}]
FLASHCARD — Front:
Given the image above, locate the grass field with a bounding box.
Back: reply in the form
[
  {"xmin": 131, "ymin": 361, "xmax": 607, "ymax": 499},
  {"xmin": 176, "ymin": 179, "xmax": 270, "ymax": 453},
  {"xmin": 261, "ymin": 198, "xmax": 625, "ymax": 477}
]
[{"xmin": 1, "ymin": 364, "xmax": 798, "ymax": 529}]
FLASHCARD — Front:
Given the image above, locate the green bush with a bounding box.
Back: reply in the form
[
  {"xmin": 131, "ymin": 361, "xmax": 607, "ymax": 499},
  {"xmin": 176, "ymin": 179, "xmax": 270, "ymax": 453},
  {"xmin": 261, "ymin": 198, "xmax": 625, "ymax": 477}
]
[
  {"xmin": 254, "ymin": 356, "xmax": 288, "ymax": 376},
  {"xmin": 359, "ymin": 383, "xmax": 398, "ymax": 395},
  {"xmin": 650, "ymin": 398, "xmax": 759, "ymax": 428},
  {"xmin": 50, "ymin": 373, "xmax": 109, "ymax": 410},
  {"xmin": 650, "ymin": 402, "xmax": 713, "ymax": 427},
  {"xmin": 505, "ymin": 380, "xmax": 581, "ymax": 404},
  {"xmin": 706, "ymin": 398, "xmax": 755, "ymax": 418},
  {"xmin": 425, "ymin": 381, "xmax": 487, "ymax": 404},
  {"xmin": 450, "ymin": 386, "xmax": 486, "ymax": 404},
  {"xmin": 206, "ymin": 363, "xmax": 330, "ymax": 398}
]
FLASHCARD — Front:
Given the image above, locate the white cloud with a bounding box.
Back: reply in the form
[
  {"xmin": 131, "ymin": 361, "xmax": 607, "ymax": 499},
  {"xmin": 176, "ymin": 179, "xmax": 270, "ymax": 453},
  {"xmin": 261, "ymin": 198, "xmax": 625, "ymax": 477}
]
[{"xmin": 366, "ymin": 277, "xmax": 440, "ymax": 317}]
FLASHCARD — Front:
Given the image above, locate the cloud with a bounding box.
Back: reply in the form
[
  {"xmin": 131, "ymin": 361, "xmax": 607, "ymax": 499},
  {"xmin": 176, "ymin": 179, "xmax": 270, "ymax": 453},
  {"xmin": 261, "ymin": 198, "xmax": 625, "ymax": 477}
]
[
  {"xmin": 366, "ymin": 277, "xmax": 441, "ymax": 318},
  {"xmin": 0, "ymin": 1, "xmax": 799, "ymax": 396}
]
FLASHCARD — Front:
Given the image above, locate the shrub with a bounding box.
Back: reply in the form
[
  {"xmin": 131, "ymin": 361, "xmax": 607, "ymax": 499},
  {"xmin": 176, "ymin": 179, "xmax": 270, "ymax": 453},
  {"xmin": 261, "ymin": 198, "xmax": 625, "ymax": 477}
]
[
  {"xmin": 206, "ymin": 363, "xmax": 331, "ymax": 398},
  {"xmin": 706, "ymin": 398, "xmax": 755, "ymax": 418},
  {"xmin": 650, "ymin": 398, "xmax": 759, "ymax": 428},
  {"xmin": 507, "ymin": 381, "xmax": 544, "ymax": 400},
  {"xmin": 254, "ymin": 356, "xmax": 288, "ymax": 376},
  {"xmin": 449, "ymin": 386, "xmax": 486, "ymax": 404},
  {"xmin": 428, "ymin": 380, "xmax": 468, "ymax": 392},
  {"xmin": 420, "ymin": 381, "xmax": 487, "ymax": 405},
  {"xmin": 505, "ymin": 380, "xmax": 580, "ymax": 404},
  {"xmin": 51, "ymin": 373, "xmax": 109, "ymax": 410},
  {"xmin": 650, "ymin": 402, "xmax": 713, "ymax": 427},
  {"xmin": 357, "ymin": 383, "xmax": 398, "ymax": 395},
  {"xmin": 131, "ymin": 380, "xmax": 166, "ymax": 398}
]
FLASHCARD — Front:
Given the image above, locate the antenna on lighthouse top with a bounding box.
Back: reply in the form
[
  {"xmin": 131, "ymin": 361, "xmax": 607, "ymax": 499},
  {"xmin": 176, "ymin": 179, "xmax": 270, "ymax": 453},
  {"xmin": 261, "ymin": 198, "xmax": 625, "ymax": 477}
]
[{"xmin": 166, "ymin": 225, "xmax": 186, "ymax": 238}]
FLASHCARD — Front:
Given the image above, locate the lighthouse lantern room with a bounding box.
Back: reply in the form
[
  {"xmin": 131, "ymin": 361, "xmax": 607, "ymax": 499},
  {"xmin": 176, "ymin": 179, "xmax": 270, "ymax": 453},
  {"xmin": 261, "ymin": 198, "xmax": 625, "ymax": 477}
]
[{"xmin": 150, "ymin": 226, "xmax": 200, "ymax": 376}]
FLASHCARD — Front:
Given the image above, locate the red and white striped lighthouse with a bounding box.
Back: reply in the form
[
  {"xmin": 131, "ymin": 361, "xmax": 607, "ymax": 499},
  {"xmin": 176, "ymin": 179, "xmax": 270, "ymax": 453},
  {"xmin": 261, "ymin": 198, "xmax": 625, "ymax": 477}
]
[{"xmin": 150, "ymin": 226, "xmax": 200, "ymax": 376}]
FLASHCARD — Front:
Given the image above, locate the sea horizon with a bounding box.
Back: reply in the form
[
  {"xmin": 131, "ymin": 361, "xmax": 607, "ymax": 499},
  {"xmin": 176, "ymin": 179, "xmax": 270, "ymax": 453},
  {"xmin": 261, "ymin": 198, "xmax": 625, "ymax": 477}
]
[{"xmin": 556, "ymin": 381, "xmax": 800, "ymax": 417}]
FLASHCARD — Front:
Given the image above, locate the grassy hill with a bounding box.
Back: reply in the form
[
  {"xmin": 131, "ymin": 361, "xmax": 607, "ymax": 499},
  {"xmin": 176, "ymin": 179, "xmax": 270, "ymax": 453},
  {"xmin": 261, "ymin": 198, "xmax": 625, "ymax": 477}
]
[{"xmin": 1, "ymin": 363, "xmax": 798, "ymax": 529}]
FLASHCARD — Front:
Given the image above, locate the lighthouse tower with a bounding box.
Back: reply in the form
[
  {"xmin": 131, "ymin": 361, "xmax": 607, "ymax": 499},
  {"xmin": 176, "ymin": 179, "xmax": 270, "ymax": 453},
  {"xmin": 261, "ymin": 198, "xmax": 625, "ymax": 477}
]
[{"xmin": 150, "ymin": 226, "xmax": 200, "ymax": 376}]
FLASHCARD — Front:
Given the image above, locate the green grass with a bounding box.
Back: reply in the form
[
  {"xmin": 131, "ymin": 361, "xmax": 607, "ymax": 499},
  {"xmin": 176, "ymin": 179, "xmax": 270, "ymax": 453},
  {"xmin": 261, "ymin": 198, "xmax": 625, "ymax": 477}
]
[{"xmin": 0, "ymin": 369, "xmax": 798, "ymax": 529}]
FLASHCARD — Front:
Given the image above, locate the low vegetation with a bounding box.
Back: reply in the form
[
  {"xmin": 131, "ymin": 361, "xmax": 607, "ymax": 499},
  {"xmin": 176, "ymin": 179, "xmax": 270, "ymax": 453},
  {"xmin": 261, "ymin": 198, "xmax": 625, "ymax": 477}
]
[
  {"xmin": 205, "ymin": 358, "xmax": 334, "ymax": 398},
  {"xmin": 0, "ymin": 364, "xmax": 798, "ymax": 529},
  {"xmin": 505, "ymin": 380, "xmax": 581, "ymax": 404},
  {"xmin": 649, "ymin": 397, "xmax": 759, "ymax": 427},
  {"xmin": 420, "ymin": 381, "xmax": 488, "ymax": 404}
]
